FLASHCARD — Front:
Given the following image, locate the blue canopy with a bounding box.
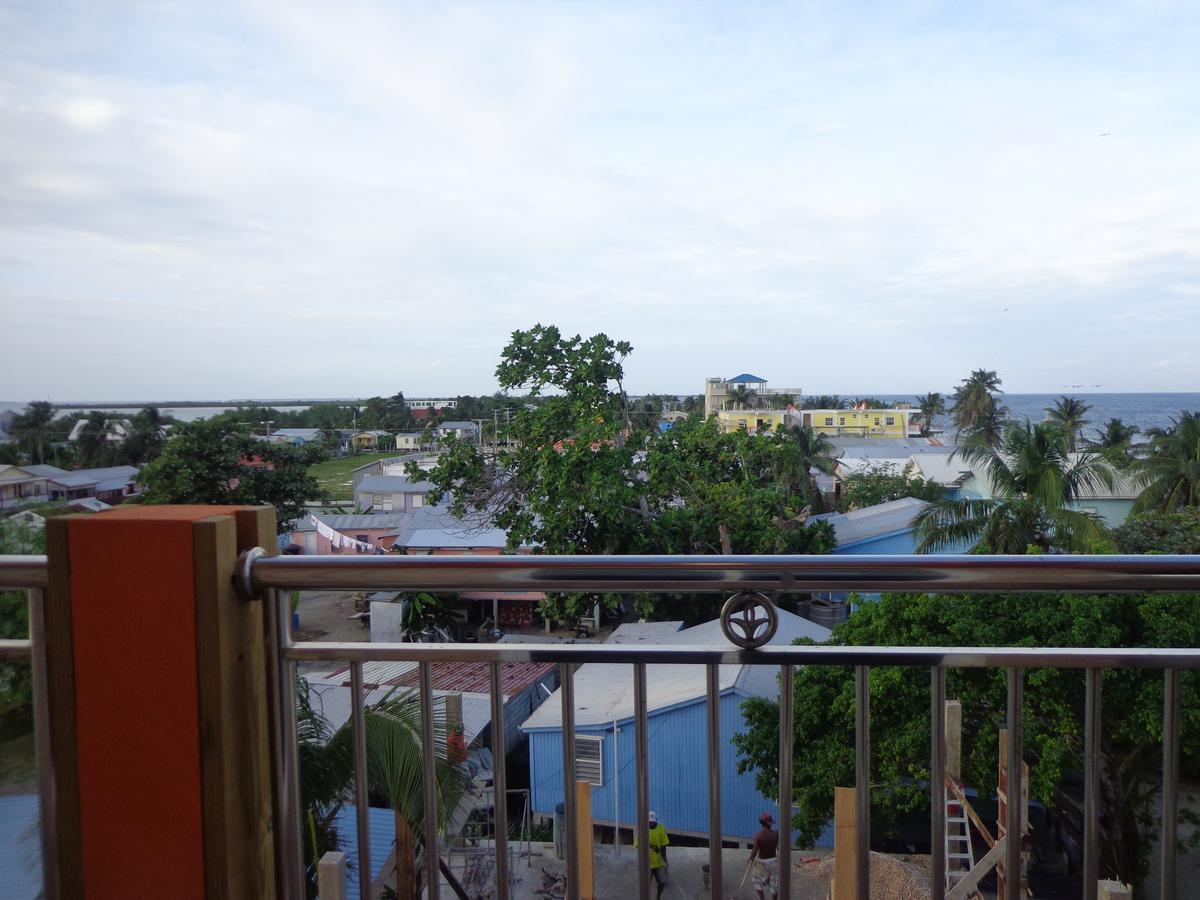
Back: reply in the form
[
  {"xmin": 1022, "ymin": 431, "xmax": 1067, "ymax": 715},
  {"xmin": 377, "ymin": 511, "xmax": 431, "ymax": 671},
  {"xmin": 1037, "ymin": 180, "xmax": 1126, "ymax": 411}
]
[{"xmin": 726, "ymin": 373, "xmax": 767, "ymax": 383}]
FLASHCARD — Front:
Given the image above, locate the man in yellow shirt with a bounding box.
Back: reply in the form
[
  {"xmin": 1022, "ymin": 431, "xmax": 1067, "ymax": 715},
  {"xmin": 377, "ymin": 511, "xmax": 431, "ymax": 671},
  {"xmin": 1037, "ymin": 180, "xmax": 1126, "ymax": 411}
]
[{"xmin": 634, "ymin": 810, "xmax": 670, "ymax": 899}]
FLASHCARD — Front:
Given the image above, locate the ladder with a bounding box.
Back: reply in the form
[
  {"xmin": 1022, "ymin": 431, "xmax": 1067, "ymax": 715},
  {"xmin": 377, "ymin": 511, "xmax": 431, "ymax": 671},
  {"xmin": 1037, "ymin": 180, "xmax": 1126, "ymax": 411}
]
[{"xmin": 945, "ymin": 783, "xmax": 984, "ymax": 900}]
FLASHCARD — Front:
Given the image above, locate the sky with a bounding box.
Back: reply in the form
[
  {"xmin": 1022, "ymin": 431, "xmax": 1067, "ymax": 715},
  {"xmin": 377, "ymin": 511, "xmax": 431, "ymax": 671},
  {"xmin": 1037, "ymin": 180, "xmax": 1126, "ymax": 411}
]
[{"xmin": 2, "ymin": 0, "xmax": 1199, "ymax": 401}]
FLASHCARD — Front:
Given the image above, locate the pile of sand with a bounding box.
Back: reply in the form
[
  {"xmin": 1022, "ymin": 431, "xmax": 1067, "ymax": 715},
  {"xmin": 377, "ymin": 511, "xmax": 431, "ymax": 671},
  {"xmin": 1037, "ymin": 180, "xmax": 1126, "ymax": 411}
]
[{"xmin": 813, "ymin": 850, "xmax": 931, "ymax": 899}]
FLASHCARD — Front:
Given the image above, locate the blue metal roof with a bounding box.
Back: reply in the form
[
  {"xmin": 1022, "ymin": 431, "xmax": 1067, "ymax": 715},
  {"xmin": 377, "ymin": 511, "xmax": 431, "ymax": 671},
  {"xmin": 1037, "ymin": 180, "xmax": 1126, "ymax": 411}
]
[
  {"xmin": 0, "ymin": 794, "xmax": 41, "ymax": 899},
  {"xmin": 331, "ymin": 804, "xmax": 399, "ymax": 897},
  {"xmin": 726, "ymin": 373, "xmax": 767, "ymax": 383}
]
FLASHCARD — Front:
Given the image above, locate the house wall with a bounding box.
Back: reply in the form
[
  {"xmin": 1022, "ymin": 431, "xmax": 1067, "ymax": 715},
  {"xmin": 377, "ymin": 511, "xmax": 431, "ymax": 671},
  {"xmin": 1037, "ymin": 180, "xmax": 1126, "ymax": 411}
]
[
  {"xmin": 715, "ymin": 409, "xmax": 790, "ymax": 435},
  {"xmin": 1068, "ymin": 499, "xmax": 1135, "ymax": 528},
  {"xmin": 355, "ymin": 489, "xmax": 426, "ymax": 513},
  {"xmin": 802, "ymin": 409, "xmax": 909, "ymax": 438},
  {"xmin": 290, "ymin": 528, "xmax": 398, "ymax": 553},
  {"xmin": 526, "ymin": 691, "xmax": 792, "ymax": 842}
]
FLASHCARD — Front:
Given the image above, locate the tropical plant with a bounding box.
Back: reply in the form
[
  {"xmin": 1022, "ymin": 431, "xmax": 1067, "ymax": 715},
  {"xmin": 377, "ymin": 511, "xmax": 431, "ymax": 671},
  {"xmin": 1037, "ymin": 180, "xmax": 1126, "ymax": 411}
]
[
  {"xmin": 837, "ymin": 461, "xmax": 946, "ymax": 511},
  {"xmin": 10, "ymin": 402, "xmax": 55, "ymax": 464},
  {"xmin": 804, "ymin": 395, "xmax": 848, "ymax": 410},
  {"xmin": 327, "ymin": 689, "xmax": 472, "ymax": 898},
  {"xmin": 727, "ymin": 384, "xmax": 757, "ymax": 410},
  {"xmin": 913, "ymin": 420, "xmax": 1115, "ymax": 553},
  {"xmin": 1113, "ymin": 508, "xmax": 1200, "ymax": 555},
  {"xmin": 733, "ymin": 589, "xmax": 1200, "ymax": 889},
  {"xmin": 1090, "ymin": 418, "xmax": 1140, "ymax": 468},
  {"xmin": 1129, "ymin": 411, "xmax": 1200, "ymax": 513},
  {"xmin": 950, "ymin": 369, "xmax": 1003, "ymax": 440},
  {"xmin": 916, "ymin": 392, "xmax": 946, "ymax": 436},
  {"xmin": 1045, "ymin": 395, "xmax": 1092, "ymax": 452}
]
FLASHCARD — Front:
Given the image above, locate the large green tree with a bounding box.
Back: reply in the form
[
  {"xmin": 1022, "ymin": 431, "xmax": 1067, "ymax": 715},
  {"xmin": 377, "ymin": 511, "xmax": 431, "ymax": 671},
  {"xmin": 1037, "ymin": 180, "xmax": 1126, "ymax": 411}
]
[
  {"xmin": 733, "ymin": 590, "xmax": 1200, "ymax": 889},
  {"xmin": 837, "ymin": 461, "xmax": 946, "ymax": 512},
  {"xmin": 10, "ymin": 401, "xmax": 55, "ymax": 464},
  {"xmin": 1090, "ymin": 418, "xmax": 1140, "ymax": 469},
  {"xmin": 138, "ymin": 420, "xmax": 326, "ymax": 531},
  {"xmin": 1129, "ymin": 411, "xmax": 1200, "ymax": 513},
  {"xmin": 914, "ymin": 421, "xmax": 1115, "ymax": 553}
]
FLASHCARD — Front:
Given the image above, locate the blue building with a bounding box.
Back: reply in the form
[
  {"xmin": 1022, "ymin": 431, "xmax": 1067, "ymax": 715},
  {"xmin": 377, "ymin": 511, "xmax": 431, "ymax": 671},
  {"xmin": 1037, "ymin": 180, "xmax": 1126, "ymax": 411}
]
[
  {"xmin": 811, "ymin": 496, "xmax": 936, "ymax": 555},
  {"xmin": 521, "ymin": 611, "xmax": 831, "ymax": 843}
]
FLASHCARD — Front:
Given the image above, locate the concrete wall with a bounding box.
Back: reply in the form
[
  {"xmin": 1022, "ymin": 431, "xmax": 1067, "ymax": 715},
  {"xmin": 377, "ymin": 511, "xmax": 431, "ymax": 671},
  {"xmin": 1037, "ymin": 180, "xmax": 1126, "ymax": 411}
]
[{"xmin": 370, "ymin": 599, "xmax": 406, "ymax": 642}]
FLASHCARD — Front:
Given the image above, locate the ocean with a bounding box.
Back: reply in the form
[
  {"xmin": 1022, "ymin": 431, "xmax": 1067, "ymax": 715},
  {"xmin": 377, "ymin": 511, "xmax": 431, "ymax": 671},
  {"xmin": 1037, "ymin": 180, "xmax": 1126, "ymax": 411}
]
[{"xmin": 2, "ymin": 393, "xmax": 1198, "ymax": 437}]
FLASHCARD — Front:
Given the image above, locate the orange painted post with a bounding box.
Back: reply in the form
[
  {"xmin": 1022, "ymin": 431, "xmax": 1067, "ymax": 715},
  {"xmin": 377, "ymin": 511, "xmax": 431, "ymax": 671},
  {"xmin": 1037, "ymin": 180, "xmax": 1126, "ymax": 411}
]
[{"xmin": 44, "ymin": 505, "xmax": 277, "ymax": 899}]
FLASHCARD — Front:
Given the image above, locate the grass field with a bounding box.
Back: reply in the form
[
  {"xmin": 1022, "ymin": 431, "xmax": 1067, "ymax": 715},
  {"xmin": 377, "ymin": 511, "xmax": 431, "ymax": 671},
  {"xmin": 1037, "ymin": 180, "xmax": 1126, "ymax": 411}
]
[{"xmin": 308, "ymin": 451, "xmax": 398, "ymax": 500}]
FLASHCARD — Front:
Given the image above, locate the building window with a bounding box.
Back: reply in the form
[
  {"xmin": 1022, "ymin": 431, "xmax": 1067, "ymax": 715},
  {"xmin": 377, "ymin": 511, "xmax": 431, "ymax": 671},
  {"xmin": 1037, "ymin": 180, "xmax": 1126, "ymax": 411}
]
[
  {"xmin": 885, "ymin": 417, "xmax": 895, "ymax": 426},
  {"xmin": 380, "ymin": 498, "xmax": 393, "ymax": 511},
  {"xmin": 839, "ymin": 417, "xmax": 845, "ymax": 426},
  {"xmin": 357, "ymin": 535, "xmax": 370, "ymax": 544},
  {"xmin": 874, "ymin": 417, "xmax": 881, "ymax": 426},
  {"xmin": 824, "ymin": 417, "xmax": 834, "ymax": 426},
  {"xmin": 412, "ymin": 494, "xmax": 424, "ymax": 508},
  {"xmin": 575, "ymin": 735, "xmax": 604, "ymax": 785}
]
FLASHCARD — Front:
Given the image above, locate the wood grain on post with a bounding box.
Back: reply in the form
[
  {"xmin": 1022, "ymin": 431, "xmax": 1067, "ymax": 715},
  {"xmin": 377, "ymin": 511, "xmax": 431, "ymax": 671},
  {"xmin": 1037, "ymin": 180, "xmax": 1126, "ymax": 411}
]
[
  {"xmin": 833, "ymin": 786, "xmax": 857, "ymax": 900},
  {"xmin": 576, "ymin": 779, "xmax": 595, "ymax": 899}
]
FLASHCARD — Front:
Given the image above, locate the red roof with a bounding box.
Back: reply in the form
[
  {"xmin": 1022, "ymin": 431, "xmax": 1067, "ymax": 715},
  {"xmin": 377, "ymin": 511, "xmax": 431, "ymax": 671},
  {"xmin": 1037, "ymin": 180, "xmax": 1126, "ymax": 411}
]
[{"xmin": 396, "ymin": 660, "xmax": 553, "ymax": 695}]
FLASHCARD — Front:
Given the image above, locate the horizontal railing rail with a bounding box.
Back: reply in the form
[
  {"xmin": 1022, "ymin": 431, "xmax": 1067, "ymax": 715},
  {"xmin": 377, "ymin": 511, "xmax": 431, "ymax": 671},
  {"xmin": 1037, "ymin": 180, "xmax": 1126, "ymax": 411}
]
[
  {"xmin": 0, "ymin": 554, "xmax": 50, "ymax": 589},
  {"xmin": 244, "ymin": 552, "xmax": 1200, "ymax": 594}
]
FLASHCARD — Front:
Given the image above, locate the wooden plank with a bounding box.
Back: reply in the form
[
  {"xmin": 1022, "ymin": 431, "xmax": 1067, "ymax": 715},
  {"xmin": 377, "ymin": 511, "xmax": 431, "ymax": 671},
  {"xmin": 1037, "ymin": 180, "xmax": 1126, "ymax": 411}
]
[
  {"xmin": 833, "ymin": 787, "xmax": 857, "ymax": 900},
  {"xmin": 575, "ymin": 780, "xmax": 595, "ymax": 899},
  {"xmin": 946, "ymin": 836, "xmax": 1006, "ymax": 900},
  {"xmin": 945, "ymin": 699, "xmax": 962, "ymax": 782},
  {"xmin": 44, "ymin": 515, "xmax": 83, "ymax": 899},
  {"xmin": 195, "ymin": 514, "xmax": 275, "ymax": 898}
]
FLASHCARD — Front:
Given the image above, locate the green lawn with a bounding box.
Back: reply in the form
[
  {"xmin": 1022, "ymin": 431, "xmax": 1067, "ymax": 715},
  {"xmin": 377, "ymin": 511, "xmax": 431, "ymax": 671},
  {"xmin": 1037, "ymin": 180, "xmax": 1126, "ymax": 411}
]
[{"xmin": 309, "ymin": 451, "xmax": 399, "ymax": 501}]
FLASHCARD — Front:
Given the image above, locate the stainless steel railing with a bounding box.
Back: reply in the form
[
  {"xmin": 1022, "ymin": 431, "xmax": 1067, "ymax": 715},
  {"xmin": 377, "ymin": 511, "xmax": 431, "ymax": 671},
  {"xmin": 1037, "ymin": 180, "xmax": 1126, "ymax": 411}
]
[
  {"xmin": 236, "ymin": 553, "xmax": 1200, "ymax": 900},
  {"xmin": 6, "ymin": 552, "xmax": 1200, "ymax": 899}
]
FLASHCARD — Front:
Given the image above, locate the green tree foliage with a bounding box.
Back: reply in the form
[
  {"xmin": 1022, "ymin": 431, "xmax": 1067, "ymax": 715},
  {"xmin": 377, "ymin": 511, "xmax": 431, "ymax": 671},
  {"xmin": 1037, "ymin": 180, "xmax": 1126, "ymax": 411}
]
[
  {"xmin": 916, "ymin": 392, "xmax": 946, "ymax": 436},
  {"xmin": 950, "ymin": 370, "xmax": 1007, "ymax": 445},
  {"xmin": 414, "ymin": 326, "xmax": 838, "ymax": 623},
  {"xmin": 914, "ymin": 421, "xmax": 1115, "ymax": 553},
  {"xmin": 804, "ymin": 395, "xmax": 848, "ymax": 410},
  {"xmin": 10, "ymin": 401, "xmax": 55, "ymax": 464},
  {"xmin": 1112, "ymin": 508, "xmax": 1200, "ymax": 554},
  {"xmin": 1090, "ymin": 418, "xmax": 1140, "ymax": 469},
  {"xmin": 0, "ymin": 519, "xmax": 43, "ymax": 736},
  {"xmin": 837, "ymin": 461, "xmax": 946, "ymax": 511},
  {"xmin": 138, "ymin": 420, "xmax": 327, "ymax": 531},
  {"xmin": 1045, "ymin": 395, "xmax": 1093, "ymax": 453},
  {"xmin": 1130, "ymin": 411, "xmax": 1200, "ymax": 513},
  {"xmin": 733, "ymin": 591, "xmax": 1200, "ymax": 888}
]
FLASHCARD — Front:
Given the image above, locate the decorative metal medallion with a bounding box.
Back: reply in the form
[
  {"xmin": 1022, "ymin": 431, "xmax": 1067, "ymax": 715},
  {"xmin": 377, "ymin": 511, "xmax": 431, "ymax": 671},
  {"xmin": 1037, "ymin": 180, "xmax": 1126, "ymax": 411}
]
[{"xmin": 720, "ymin": 591, "xmax": 779, "ymax": 649}]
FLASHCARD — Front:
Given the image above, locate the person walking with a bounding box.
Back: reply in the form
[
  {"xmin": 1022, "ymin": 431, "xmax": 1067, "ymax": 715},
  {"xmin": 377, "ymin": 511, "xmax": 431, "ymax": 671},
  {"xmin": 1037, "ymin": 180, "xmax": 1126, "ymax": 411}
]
[
  {"xmin": 748, "ymin": 811, "xmax": 779, "ymax": 900},
  {"xmin": 634, "ymin": 810, "xmax": 670, "ymax": 899}
]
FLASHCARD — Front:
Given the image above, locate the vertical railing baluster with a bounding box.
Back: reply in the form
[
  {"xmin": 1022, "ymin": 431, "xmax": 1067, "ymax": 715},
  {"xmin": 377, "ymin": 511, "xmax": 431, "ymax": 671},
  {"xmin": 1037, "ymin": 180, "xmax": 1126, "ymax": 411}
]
[
  {"xmin": 490, "ymin": 662, "xmax": 510, "ymax": 900},
  {"xmin": 1005, "ymin": 668, "xmax": 1023, "ymax": 900},
  {"xmin": 1083, "ymin": 668, "xmax": 1101, "ymax": 900},
  {"xmin": 707, "ymin": 663, "xmax": 723, "ymax": 899},
  {"xmin": 269, "ymin": 588, "xmax": 305, "ymax": 897},
  {"xmin": 560, "ymin": 662, "xmax": 579, "ymax": 900},
  {"xmin": 778, "ymin": 664, "xmax": 794, "ymax": 900},
  {"xmin": 419, "ymin": 661, "xmax": 440, "ymax": 899},
  {"xmin": 350, "ymin": 662, "xmax": 371, "ymax": 900},
  {"xmin": 29, "ymin": 588, "xmax": 59, "ymax": 900},
  {"xmin": 1162, "ymin": 668, "xmax": 1180, "ymax": 900},
  {"xmin": 634, "ymin": 662, "xmax": 651, "ymax": 900},
  {"xmin": 854, "ymin": 666, "xmax": 870, "ymax": 900},
  {"xmin": 930, "ymin": 665, "xmax": 946, "ymax": 900}
]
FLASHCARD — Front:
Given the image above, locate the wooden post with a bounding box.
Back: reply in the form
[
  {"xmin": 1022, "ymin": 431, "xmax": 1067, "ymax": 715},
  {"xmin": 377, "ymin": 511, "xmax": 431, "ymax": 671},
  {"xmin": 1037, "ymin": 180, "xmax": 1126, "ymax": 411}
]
[
  {"xmin": 833, "ymin": 786, "xmax": 857, "ymax": 900},
  {"xmin": 318, "ymin": 851, "xmax": 348, "ymax": 900},
  {"xmin": 576, "ymin": 780, "xmax": 595, "ymax": 899},
  {"xmin": 945, "ymin": 699, "xmax": 962, "ymax": 782},
  {"xmin": 44, "ymin": 504, "xmax": 277, "ymax": 898}
]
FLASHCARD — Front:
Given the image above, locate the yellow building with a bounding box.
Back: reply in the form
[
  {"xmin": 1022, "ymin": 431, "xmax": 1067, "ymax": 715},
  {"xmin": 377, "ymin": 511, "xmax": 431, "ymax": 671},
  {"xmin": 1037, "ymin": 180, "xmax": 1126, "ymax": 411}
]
[
  {"xmin": 795, "ymin": 408, "xmax": 912, "ymax": 438},
  {"xmin": 714, "ymin": 408, "xmax": 793, "ymax": 435}
]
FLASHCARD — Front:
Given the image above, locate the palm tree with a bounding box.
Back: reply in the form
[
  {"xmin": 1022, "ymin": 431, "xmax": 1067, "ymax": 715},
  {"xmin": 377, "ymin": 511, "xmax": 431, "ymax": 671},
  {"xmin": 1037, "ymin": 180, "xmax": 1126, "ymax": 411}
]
[
  {"xmin": 1090, "ymin": 418, "xmax": 1140, "ymax": 469},
  {"xmin": 950, "ymin": 369, "xmax": 1002, "ymax": 436},
  {"xmin": 916, "ymin": 392, "xmax": 946, "ymax": 436},
  {"xmin": 327, "ymin": 688, "xmax": 471, "ymax": 898},
  {"xmin": 727, "ymin": 385, "xmax": 757, "ymax": 410},
  {"xmin": 1045, "ymin": 396, "xmax": 1092, "ymax": 452},
  {"xmin": 914, "ymin": 420, "xmax": 1116, "ymax": 553},
  {"xmin": 1129, "ymin": 411, "xmax": 1200, "ymax": 513},
  {"xmin": 963, "ymin": 400, "xmax": 1008, "ymax": 447},
  {"xmin": 12, "ymin": 401, "xmax": 55, "ymax": 464}
]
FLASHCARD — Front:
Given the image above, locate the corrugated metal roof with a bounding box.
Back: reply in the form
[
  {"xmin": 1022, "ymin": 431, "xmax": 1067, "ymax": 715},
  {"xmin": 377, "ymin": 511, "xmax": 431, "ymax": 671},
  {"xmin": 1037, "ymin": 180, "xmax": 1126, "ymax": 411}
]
[
  {"xmin": 306, "ymin": 683, "xmax": 493, "ymax": 744},
  {"xmin": 606, "ymin": 621, "xmax": 684, "ymax": 644},
  {"xmin": 357, "ymin": 474, "xmax": 435, "ymax": 493},
  {"xmin": 313, "ymin": 659, "xmax": 553, "ymax": 697},
  {"xmin": 332, "ymin": 804, "xmax": 398, "ymax": 898},
  {"xmin": 904, "ymin": 453, "xmax": 974, "ymax": 487},
  {"xmin": 809, "ymin": 497, "xmax": 929, "ymax": 546},
  {"xmin": 522, "ymin": 609, "xmax": 830, "ymax": 730}
]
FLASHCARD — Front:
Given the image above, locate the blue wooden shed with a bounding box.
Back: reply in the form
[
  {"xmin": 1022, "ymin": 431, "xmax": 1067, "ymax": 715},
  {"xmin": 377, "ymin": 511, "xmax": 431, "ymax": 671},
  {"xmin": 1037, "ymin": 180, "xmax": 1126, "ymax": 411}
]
[{"xmin": 521, "ymin": 611, "xmax": 832, "ymax": 843}]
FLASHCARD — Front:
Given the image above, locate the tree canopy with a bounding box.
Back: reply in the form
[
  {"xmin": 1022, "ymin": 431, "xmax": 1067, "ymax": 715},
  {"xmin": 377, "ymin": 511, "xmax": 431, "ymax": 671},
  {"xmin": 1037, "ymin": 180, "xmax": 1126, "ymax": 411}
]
[
  {"xmin": 1129, "ymin": 411, "xmax": 1200, "ymax": 513},
  {"xmin": 138, "ymin": 419, "xmax": 326, "ymax": 531},
  {"xmin": 837, "ymin": 461, "xmax": 946, "ymax": 511},
  {"xmin": 733, "ymin": 590, "xmax": 1200, "ymax": 889},
  {"xmin": 914, "ymin": 420, "xmax": 1115, "ymax": 553}
]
